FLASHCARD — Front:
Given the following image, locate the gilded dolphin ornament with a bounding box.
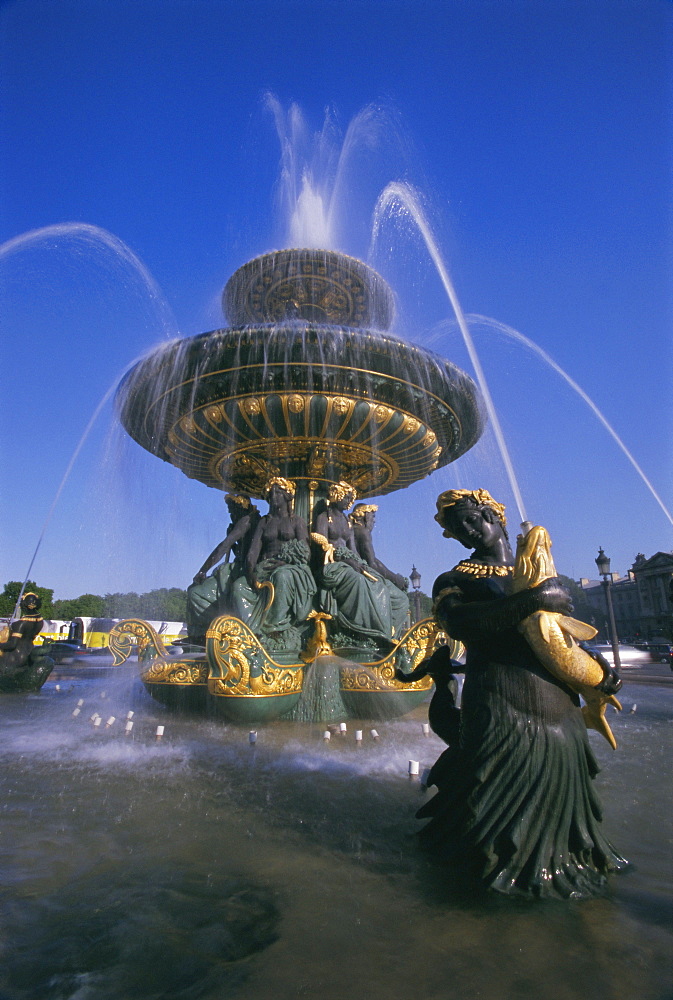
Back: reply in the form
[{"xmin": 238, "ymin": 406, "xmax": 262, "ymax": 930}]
[{"xmin": 512, "ymin": 524, "xmax": 622, "ymax": 749}]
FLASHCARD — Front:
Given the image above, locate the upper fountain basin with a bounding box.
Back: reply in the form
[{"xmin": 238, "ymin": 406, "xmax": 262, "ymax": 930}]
[{"xmin": 222, "ymin": 249, "xmax": 395, "ymax": 329}]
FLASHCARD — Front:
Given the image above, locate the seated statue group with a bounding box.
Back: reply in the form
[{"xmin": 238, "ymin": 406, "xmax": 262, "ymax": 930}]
[{"xmin": 186, "ymin": 478, "xmax": 409, "ymax": 655}]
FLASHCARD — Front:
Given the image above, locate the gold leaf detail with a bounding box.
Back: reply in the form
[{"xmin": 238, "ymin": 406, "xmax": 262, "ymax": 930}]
[
  {"xmin": 241, "ymin": 397, "xmax": 261, "ymax": 416},
  {"xmin": 287, "ymin": 394, "xmax": 305, "ymax": 413}
]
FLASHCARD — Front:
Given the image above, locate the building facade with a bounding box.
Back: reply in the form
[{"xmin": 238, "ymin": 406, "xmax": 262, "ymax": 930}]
[{"xmin": 579, "ymin": 551, "xmax": 673, "ymax": 642}]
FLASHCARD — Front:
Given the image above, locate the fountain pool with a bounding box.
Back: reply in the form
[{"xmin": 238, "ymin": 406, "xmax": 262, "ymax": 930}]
[{"xmin": 1, "ymin": 664, "xmax": 671, "ymax": 1000}]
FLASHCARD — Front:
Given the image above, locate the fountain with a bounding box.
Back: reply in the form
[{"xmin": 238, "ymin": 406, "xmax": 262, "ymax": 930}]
[
  {"xmin": 1, "ymin": 101, "xmax": 672, "ymax": 995},
  {"xmin": 111, "ymin": 247, "xmax": 484, "ymax": 721}
]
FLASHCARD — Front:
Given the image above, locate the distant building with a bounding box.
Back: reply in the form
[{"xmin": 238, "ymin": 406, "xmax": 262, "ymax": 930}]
[
  {"xmin": 579, "ymin": 551, "xmax": 673, "ymax": 642},
  {"xmin": 579, "ymin": 572, "xmax": 641, "ymax": 641},
  {"xmin": 631, "ymin": 552, "xmax": 673, "ymax": 640}
]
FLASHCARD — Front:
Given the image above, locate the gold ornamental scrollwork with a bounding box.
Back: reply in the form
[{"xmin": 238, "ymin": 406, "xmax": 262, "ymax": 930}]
[
  {"xmin": 206, "ymin": 615, "xmax": 304, "ymax": 697},
  {"xmin": 339, "ymin": 619, "xmax": 460, "ymax": 693},
  {"xmin": 109, "ymin": 619, "xmax": 168, "ymax": 666},
  {"xmin": 140, "ymin": 658, "xmax": 209, "ymax": 686}
]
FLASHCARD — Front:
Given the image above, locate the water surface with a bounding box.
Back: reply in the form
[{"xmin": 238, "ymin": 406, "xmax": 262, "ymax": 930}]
[{"xmin": 1, "ymin": 665, "xmax": 671, "ymax": 999}]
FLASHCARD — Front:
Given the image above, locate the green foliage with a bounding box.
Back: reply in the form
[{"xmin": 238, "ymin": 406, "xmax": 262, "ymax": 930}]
[
  {"xmin": 1, "ymin": 583, "xmax": 187, "ymax": 623},
  {"xmin": 0, "ymin": 581, "xmax": 54, "ymax": 619},
  {"xmin": 52, "ymin": 594, "xmax": 105, "ymax": 620},
  {"xmin": 102, "ymin": 588, "xmax": 187, "ymax": 621},
  {"xmin": 418, "ymin": 590, "xmax": 433, "ymax": 618}
]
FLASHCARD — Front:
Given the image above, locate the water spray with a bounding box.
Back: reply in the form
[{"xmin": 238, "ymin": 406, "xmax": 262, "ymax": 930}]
[{"xmin": 372, "ymin": 181, "xmax": 528, "ymax": 523}]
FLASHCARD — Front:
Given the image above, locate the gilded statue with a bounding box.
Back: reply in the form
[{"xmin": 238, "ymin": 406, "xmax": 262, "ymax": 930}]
[
  {"xmin": 229, "ymin": 478, "xmax": 316, "ymax": 649},
  {"xmin": 0, "ymin": 592, "xmax": 54, "ymax": 692},
  {"xmin": 186, "ymin": 494, "xmax": 260, "ymax": 642},
  {"xmin": 312, "ymin": 485, "xmax": 409, "ymax": 648},
  {"xmin": 413, "ymin": 488, "xmax": 626, "ymax": 899}
]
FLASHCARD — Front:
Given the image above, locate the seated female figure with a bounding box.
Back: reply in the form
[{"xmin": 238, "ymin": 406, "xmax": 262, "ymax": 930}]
[
  {"xmin": 230, "ymin": 478, "xmax": 316, "ymax": 647},
  {"xmin": 313, "ymin": 485, "xmax": 408, "ymax": 646}
]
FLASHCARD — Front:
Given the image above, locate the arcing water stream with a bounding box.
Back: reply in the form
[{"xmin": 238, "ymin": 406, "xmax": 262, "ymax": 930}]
[
  {"xmin": 371, "ymin": 180, "xmax": 673, "ymax": 533},
  {"xmin": 371, "ymin": 181, "xmax": 529, "ymax": 525},
  {"xmin": 0, "ymin": 222, "xmax": 176, "ymax": 336},
  {"xmin": 463, "ymin": 314, "xmax": 673, "ymax": 528},
  {"xmin": 0, "ymin": 222, "xmax": 180, "ymax": 616}
]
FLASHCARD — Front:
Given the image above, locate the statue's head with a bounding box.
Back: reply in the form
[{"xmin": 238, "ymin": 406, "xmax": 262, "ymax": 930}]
[
  {"xmin": 434, "ymin": 488, "xmax": 508, "ymax": 540},
  {"xmin": 350, "ymin": 503, "xmax": 378, "ymax": 527},
  {"xmin": 264, "ymin": 477, "xmax": 296, "ymax": 509},
  {"xmin": 327, "ymin": 481, "xmax": 357, "ymax": 509},
  {"xmin": 20, "ymin": 592, "xmax": 42, "ymax": 615},
  {"xmin": 224, "ymin": 493, "xmax": 254, "ymax": 514}
]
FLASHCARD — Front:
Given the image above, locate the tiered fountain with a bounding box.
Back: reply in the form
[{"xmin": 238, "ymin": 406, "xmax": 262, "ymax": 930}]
[{"xmin": 110, "ymin": 247, "xmax": 484, "ymax": 721}]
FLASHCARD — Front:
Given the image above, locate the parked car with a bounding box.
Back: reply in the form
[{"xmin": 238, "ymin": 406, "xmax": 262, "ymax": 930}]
[
  {"xmin": 589, "ymin": 644, "xmax": 652, "ymax": 668},
  {"xmin": 642, "ymin": 642, "xmax": 673, "ymax": 664}
]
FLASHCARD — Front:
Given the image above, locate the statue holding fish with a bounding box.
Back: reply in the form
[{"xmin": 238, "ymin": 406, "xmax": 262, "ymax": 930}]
[{"xmin": 414, "ymin": 488, "xmax": 627, "ymax": 899}]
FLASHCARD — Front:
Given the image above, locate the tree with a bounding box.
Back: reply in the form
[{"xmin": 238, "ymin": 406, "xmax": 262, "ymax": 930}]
[
  {"xmin": 0, "ymin": 581, "xmax": 54, "ymax": 619},
  {"xmin": 102, "ymin": 588, "xmax": 187, "ymax": 621},
  {"xmin": 52, "ymin": 594, "xmax": 105, "ymax": 619},
  {"xmin": 103, "ymin": 592, "xmax": 140, "ymax": 619}
]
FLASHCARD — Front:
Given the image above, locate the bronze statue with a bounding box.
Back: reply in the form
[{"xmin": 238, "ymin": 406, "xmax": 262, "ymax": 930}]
[
  {"xmin": 311, "ymin": 487, "xmax": 409, "ymax": 648},
  {"xmin": 0, "ymin": 592, "xmax": 54, "ymax": 692},
  {"xmin": 414, "ymin": 488, "xmax": 626, "ymax": 899},
  {"xmin": 230, "ymin": 477, "xmax": 316, "ymax": 647},
  {"xmin": 186, "ymin": 494, "xmax": 260, "ymax": 641}
]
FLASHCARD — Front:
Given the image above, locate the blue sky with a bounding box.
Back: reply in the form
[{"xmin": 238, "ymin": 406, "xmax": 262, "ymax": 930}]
[{"xmin": 1, "ymin": 0, "xmax": 671, "ymax": 601}]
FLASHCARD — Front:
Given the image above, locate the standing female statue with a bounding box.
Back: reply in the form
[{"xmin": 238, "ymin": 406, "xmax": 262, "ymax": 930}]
[
  {"xmin": 312, "ymin": 486, "xmax": 408, "ymax": 647},
  {"xmin": 230, "ymin": 477, "xmax": 316, "ymax": 646},
  {"xmin": 416, "ymin": 488, "xmax": 626, "ymax": 899}
]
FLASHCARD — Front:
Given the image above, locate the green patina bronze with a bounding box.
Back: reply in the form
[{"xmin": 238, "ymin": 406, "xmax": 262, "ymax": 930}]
[{"xmin": 114, "ymin": 249, "xmax": 483, "ymax": 722}]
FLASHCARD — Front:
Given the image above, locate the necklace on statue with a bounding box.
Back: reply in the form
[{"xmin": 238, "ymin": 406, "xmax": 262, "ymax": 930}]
[{"xmin": 453, "ymin": 560, "xmax": 513, "ymax": 578}]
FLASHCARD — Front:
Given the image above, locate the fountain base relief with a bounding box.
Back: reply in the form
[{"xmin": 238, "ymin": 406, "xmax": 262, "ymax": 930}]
[{"xmin": 109, "ymin": 615, "xmax": 459, "ymax": 722}]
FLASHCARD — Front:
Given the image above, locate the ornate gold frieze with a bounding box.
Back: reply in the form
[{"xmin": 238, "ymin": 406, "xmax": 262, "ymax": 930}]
[
  {"xmin": 119, "ymin": 284, "xmax": 484, "ymax": 499},
  {"xmin": 140, "ymin": 658, "xmax": 209, "ymax": 685},
  {"xmin": 211, "ymin": 434, "xmax": 400, "ymax": 496},
  {"xmin": 206, "ymin": 616, "xmax": 304, "ymax": 697},
  {"xmin": 160, "ymin": 376, "xmax": 462, "ymax": 500}
]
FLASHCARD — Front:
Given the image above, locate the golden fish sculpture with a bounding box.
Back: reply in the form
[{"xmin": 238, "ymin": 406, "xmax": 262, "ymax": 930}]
[{"xmin": 512, "ymin": 524, "xmax": 622, "ymax": 748}]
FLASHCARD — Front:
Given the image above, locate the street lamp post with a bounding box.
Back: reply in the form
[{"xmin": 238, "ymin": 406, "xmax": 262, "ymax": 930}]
[
  {"xmin": 595, "ymin": 547, "xmax": 621, "ymax": 672},
  {"xmin": 410, "ymin": 565, "xmax": 422, "ymax": 623}
]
